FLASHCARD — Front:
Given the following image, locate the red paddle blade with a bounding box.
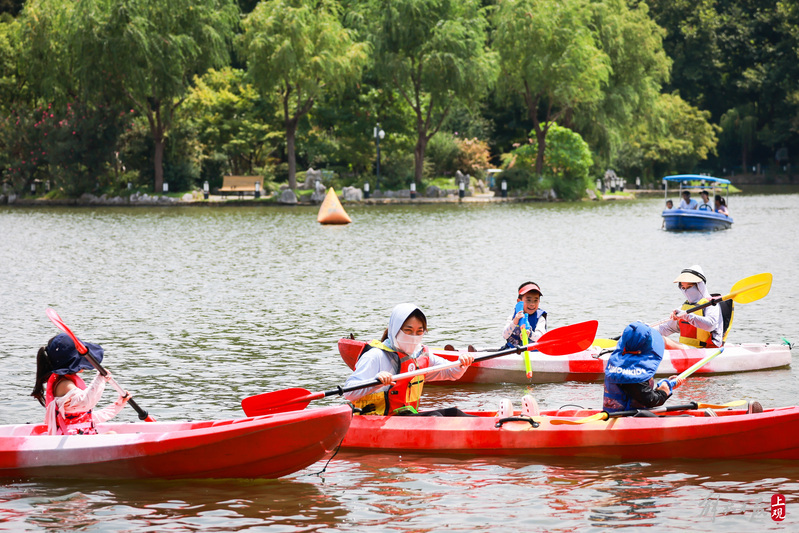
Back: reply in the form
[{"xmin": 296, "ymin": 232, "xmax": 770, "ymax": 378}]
[
  {"xmin": 241, "ymin": 387, "xmax": 323, "ymax": 417},
  {"xmin": 535, "ymin": 320, "xmax": 598, "ymax": 356},
  {"xmin": 45, "ymin": 308, "xmax": 88, "ymax": 354}
]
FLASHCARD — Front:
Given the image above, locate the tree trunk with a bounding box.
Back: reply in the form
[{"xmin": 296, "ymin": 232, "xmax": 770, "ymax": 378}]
[
  {"xmin": 153, "ymin": 129, "xmax": 164, "ymax": 193},
  {"xmin": 534, "ymin": 126, "xmax": 547, "ymax": 176},
  {"xmin": 523, "ymin": 84, "xmax": 547, "ymax": 177},
  {"xmin": 287, "ymin": 120, "xmax": 297, "ymax": 190},
  {"xmin": 413, "ymin": 135, "xmax": 427, "ymax": 186},
  {"xmin": 741, "ymin": 147, "xmax": 748, "ymax": 175}
]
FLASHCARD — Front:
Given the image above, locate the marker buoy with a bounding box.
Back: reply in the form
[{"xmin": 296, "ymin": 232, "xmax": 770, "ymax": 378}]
[{"xmin": 317, "ymin": 188, "xmax": 352, "ymax": 224}]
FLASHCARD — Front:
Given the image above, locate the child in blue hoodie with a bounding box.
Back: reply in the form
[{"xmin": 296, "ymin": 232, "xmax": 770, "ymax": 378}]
[{"xmin": 603, "ymin": 322, "xmax": 681, "ymax": 413}]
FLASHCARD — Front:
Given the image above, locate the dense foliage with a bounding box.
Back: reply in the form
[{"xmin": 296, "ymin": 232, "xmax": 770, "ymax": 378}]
[{"xmin": 1, "ymin": 0, "xmax": 797, "ymax": 198}]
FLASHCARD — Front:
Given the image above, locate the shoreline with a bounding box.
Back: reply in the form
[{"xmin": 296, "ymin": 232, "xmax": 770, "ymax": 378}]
[{"xmin": 0, "ymin": 190, "xmax": 661, "ymax": 207}]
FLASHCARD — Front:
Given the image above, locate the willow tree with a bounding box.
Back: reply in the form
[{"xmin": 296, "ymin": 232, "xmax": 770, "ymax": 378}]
[
  {"xmin": 575, "ymin": 0, "xmax": 672, "ymax": 169},
  {"xmin": 365, "ymin": 0, "xmax": 496, "ymax": 186},
  {"xmin": 493, "ymin": 0, "xmax": 610, "ymax": 176},
  {"xmin": 21, "ymin": 0, "xmax": 240, "ymax": 193},
  {"xmin": 239, "ymin": 0, "xmax": 369, "ymax": 190}
]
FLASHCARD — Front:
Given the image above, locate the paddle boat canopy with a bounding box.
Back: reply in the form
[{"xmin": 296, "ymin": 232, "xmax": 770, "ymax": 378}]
[{"xmin": 662, "ymin": 174, "xmax": 733, "ymax": 231}]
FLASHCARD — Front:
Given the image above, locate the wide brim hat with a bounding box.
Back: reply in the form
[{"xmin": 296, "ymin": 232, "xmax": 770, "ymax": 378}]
[
  {"xmin": 46, "ymin": 333, "xmax": 104, "ymax": 375},
  {"xmin": 673, "ymin": 265, "xmax": 706, "ymax": 284},
  {"xmin": 605, "ymin": 322, "xmax": 665, "ymax": 384}
]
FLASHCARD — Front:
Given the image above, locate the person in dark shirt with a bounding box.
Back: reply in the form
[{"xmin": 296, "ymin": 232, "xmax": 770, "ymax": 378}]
[{"xmin": 603, "ymin": 322, "xmax": 681, "ymax": 414}]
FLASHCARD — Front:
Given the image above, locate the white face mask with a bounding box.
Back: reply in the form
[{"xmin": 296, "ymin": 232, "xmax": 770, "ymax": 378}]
[
  {"xmin": 681, "ymin": 286, "xmax": 703, "ymax": 303},
  {"xmin": 395, "ymin": 331, "xmax": 424, "ymax": 355}
]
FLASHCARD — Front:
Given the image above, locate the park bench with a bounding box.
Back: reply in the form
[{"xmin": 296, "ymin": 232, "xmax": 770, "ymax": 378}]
[{"xmin": 218, "ymin": 176, "xmax": 263, "ymax": 198}]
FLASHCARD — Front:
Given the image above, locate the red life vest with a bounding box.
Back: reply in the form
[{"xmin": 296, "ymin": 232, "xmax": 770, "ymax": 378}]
[
  {"xmin": 352, "ymin": 341, "xmax": 431, "ymax": 416},
  {"xmin": 46, "ymin": 374, "xmax": 98, "ymax": 435}
]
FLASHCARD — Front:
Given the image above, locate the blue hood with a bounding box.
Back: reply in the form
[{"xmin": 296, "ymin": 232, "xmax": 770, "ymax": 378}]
[{"xmin": 605, "ymin": 321, "xmax": 665, "ymax": 384}]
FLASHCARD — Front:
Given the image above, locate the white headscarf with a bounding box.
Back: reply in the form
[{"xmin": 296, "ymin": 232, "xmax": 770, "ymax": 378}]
[{"xmin": 385, "ymin": 303, "xmax": 427, "ymax": 354}]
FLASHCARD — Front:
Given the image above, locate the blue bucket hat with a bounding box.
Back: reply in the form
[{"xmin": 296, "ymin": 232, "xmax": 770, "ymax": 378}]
[
  {"xmin": 45, "ymin": 333, "xmax": 104, "ymax": 375},
  {"xmin": 605, "ymin": 321, "xmax": 665, "ymax": 384}
]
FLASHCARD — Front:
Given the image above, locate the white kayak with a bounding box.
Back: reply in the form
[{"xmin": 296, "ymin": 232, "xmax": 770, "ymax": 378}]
[{"xmin": 338, "ymin": 338, "xmax": 792, "ymax": 384}]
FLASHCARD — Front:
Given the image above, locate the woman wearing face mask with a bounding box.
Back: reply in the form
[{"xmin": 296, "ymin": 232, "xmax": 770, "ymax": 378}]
[
  {"xmin": 655, "ymin": 265, "xmax": 724, "ymax": 350},
  {"xmin": 343, "ymin": 303, "xmax": 474, "ymax": 416}
]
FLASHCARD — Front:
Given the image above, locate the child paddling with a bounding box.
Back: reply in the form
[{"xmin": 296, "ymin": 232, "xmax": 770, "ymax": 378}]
[{"xmin": 31, "ymin": 334, "xmax": 129, "ymax": 435}]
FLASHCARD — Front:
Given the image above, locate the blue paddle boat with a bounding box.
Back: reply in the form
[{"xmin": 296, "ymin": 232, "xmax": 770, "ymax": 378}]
[{"xmin": 661, "ymin": 175, "xmax": 733, "ymax": 231}]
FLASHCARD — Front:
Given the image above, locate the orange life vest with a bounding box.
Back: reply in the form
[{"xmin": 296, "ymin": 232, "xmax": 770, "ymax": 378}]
[
  {"xmin": 678, "ymin": 299, "xmax": 719, "ymax": 348},
  {"xmin": 351, "ymin": 341, "xmax": 430, "ymax": 416}
]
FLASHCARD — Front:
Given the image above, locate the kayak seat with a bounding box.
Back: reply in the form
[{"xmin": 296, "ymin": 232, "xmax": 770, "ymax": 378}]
[{"xmin": 710, "ymin": 293, "xmax": 734, "ymax": 343}]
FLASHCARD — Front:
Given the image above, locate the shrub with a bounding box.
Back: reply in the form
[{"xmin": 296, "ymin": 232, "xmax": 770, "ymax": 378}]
[
  {"xmin": 425, "ymin": 132, "xmax": 460, "ymax": 176},
  {"xmin": 0, "ymin": 100, "xmax": 127, "ymax": 196},
  {"xmin": 499, "ymin": 124, "xmax": 593, "ymax": 200},
  {"xmin": 454, "ymin": 137, "xmax": 491, "ymax": 179}
]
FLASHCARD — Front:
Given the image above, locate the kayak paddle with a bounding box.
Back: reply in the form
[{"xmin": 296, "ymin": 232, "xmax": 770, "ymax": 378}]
[
  {"xmin": 651, "ymin": 272, "xmax": 772, "ymax": 328},
  {"xmin": 516, "ymin": 302, "xmax": 533, "ymax": 379},
  {"xmin": 550, "ymin": 347, "xmax": 728, "ymax": 426},
  {"xmin": 655, "ymin": 347, "xmax": 724, "ymax": 391},
  {"xmin": 242, "ymin": 320, "xmax": 598, "ymax": 416},
  {"xmin": 46, "ymin": 308, "xmax": 155, "ymax": 422},
  {"xmin": 548, "ymin": 400, "xmax": 748, "ymax": 425},
  {"xmin": 598, "ymin": 273, "xmax": 773, "ymax": 347}
]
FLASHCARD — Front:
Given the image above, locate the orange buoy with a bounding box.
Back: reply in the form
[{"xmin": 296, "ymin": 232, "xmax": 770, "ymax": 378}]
[{"xmin": 317, "ymin": 187, "xmax": 352, "ymax": 224}]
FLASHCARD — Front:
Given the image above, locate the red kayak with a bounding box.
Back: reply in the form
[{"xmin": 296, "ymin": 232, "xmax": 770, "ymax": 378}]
[
  {"xmin": 341, "ymin": 406, "xmax": 799, "ymax": 460},
  {"xmin": 0, "ymin": 405, "xmax": 352, "ymax": 479}
]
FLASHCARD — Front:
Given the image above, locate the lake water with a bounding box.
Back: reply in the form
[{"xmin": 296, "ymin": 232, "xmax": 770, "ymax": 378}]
[{"xmin": 1, "ymin": 189, "xmax": 797, "ymax": 531}]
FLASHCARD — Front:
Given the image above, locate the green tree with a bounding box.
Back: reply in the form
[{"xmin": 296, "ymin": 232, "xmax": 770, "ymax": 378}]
[
  {"xmin": 181, "ymin": 67, "xmax": 281, "ymax": 177},
  {"xmin": 502, "ymin": 123, "xmax": 592, "ymax": 200},
  {"xmin": 0, "ymin": 16, "xmax": 21, "ymax": 116},
  {"xmin": 365, "ymin": 0, "xmax": 496, "ymax": 186},
  {"xmin": 646, "ymin": 0, "xmax": 799, "ymax": 173},
  {"xmin": 493, "ymin": 0, "xmax": 609, "ymax": 176},
  {"xmin": 719, "ymin": 104, "xmax": 758, "ymax": 173},
  {"xmin": 21, "ymin": 0, "xmax": 240, "ymax": 193},
  {"xmin": 616, "ymin": 92, "xmax": 719, "ymax": 180},
  {"xmin": 239, "ymin": 0, "xmax": 369, "ymax": 190},
  {"xmin": 574, "ymin": 0, "xmax": 672, "ymax": 170}
]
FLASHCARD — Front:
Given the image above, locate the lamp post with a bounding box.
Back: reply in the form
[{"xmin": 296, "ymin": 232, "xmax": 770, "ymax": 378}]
[{"xmin": 374, "ymin": 124, "xmax": 385, "ymax": 192}]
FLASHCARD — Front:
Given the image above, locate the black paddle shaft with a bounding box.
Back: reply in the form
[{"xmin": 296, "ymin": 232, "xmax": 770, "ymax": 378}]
[
  {"xmin": 320, "ymin": 343, "xmax": 538, "ymax": 399},
  {"xmin": 605, "ymin": 402, "xmax": 699, "ymax": 419},
  {"xmin": 82, "ymin": 351, "xmax": 151, "ymax": 421},
  {"xmin": 611, "ymin": 298, "xmax": 724, "ymax": 340}
]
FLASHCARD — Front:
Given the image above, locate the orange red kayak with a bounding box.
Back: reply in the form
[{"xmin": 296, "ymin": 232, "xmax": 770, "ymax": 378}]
[
  {"xmin": 341, "ymin": 406, "xmax": 799, "ymax": 460},
  {"xmin": 0, "ymin": 405, "xmax": 352, "ymax": 480}
]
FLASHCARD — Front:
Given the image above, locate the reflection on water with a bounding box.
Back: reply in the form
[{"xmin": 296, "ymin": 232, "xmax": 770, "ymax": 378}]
[
  {"xmin": 1, "ymin": 478, "xmax": 348, "ymax": 531},
  {"xmin": 1, "ymin": 190, "xmax": 797, "ymax": 530}
]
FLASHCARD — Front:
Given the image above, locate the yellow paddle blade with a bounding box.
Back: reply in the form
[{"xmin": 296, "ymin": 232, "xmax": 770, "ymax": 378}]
[
  {"xmin": 548, "ymin": 412, "xmax": 608, "ymax": 425},
  {"xmin": 727, "ymin": 273, "xmax": 772, "ymax": 304},
  {"xmin": 697, "ymin": 400, "xmax": 747, "ymax": 409},
  {"xmin": 591, "ymin": 338, "xmax": 618, "ymax": 349}
]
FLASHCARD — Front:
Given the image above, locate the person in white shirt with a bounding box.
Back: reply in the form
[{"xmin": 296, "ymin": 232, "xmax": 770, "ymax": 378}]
[
  {"xmin": 678, "ymin": 191, "xmax": 698, "ymax": 210},
  {"xmin": 655, "ymin": 265, "xmax": 723, "ymax": 350}
]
